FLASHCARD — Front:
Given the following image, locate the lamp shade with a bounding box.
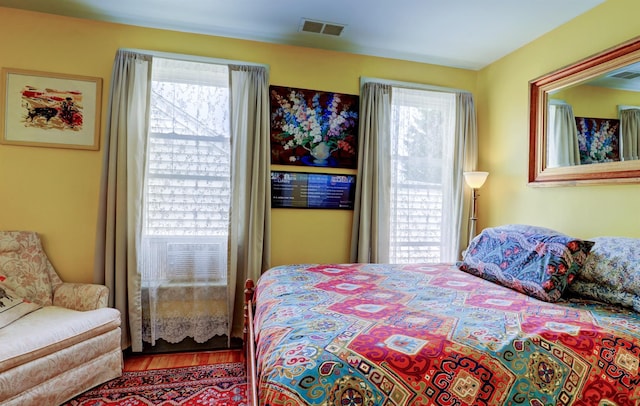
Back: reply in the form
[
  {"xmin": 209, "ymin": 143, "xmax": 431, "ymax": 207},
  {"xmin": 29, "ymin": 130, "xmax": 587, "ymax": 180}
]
[{"xmin": 463, "ymin": 171, "xmax": 489, "ymax": 189}]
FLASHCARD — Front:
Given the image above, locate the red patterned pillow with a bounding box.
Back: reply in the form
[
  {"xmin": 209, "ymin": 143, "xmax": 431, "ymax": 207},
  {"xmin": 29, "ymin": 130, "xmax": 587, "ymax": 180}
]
[{"xmin": 0, "ymin": 275, "xmax": 41, "ymax": 328}]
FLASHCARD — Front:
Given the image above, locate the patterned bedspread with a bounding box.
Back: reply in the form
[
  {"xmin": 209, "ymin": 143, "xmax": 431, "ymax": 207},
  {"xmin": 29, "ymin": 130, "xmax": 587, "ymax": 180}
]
[{"xmin": 253, "ymin": 263, "xmax": 640, "ymax": 405}]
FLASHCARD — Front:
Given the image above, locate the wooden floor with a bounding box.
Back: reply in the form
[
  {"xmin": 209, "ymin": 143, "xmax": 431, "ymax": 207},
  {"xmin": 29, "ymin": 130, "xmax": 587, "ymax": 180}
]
[{"xmin": 123, "ymin": 349, "xmax": 244, "ymax": 372}]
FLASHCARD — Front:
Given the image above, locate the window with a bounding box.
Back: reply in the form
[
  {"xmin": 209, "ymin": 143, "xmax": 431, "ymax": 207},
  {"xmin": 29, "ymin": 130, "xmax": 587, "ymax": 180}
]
[
  {"xmin": 141, "ymin": 58, "xmax": 230, "ymax": 282},
  {"xmin": 389, "ymin": 88, "xmax": 456, "ymax": 263}
]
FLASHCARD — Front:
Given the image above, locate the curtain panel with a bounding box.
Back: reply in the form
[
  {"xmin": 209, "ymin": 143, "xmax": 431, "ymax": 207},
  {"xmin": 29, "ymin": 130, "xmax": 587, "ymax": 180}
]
[
  {"xmin": 140, "ymin": 58, "xmax": 232, "ymax": 346},
  {"xmin": 228, "ymin": 65, "xmax": 271, "ymax": 341},
  {"xmin": 94, "ymin": 50, "xmax": 151, "ymax": 351},
  {"xmin": 455, "ymin": 92, "xmax": 479, "ymax": 254},
  {"xmin": 547, "ymin": 103, "xmax": 580, "ymax": 167},
  {"xmin": 350, "ymin": 82, "xmax": 392, "ymax": 263},
  {"xmin": 620, "ymin": 108, "xmax": 640, "ymax": 161}
]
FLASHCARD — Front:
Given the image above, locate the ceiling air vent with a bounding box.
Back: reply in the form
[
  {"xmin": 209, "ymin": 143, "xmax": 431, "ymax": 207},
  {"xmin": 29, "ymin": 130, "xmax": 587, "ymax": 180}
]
[
  {"xmin": 300, "ymin": 18, "xmax": 346, "ymax": 37},
  {"xmin": 611, "ymin": 71, "xmax": 640, "ymax": 80}
]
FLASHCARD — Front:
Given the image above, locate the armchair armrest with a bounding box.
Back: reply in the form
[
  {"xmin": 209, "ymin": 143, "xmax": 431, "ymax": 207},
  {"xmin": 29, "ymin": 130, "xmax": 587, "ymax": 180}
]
[{"xmin": 53, "ymin": 282, "xmax": 109, "ymax": 311}]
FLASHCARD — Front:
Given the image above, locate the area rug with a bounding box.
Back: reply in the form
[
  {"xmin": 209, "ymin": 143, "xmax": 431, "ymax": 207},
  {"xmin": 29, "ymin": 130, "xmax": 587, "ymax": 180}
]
[{"xmin": 64, "ymin": 362, "xmax": 247, "ymax": 405}]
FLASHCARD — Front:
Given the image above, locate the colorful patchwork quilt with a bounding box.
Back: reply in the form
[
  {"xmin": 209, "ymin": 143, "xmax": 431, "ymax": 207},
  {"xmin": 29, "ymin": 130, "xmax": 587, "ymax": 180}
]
[{"xmin": 253, "ymin": 263, "xmax": 640, "ymax": 405}]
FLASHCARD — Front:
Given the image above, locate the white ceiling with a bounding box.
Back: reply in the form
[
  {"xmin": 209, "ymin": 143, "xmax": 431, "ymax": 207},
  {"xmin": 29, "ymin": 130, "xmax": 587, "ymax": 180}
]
[{"xmin": 0, "ymin": 0, "xmax": 606, "ymax": 70}]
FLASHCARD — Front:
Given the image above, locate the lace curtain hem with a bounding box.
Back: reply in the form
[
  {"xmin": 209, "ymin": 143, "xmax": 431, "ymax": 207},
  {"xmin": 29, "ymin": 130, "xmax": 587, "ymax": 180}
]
[
  {"xmin": 142, "ymin": 315, "xmax": 228, "ymax": 344},
  {"xmin": 141, "ymin": 284, "xmax": 228, "ymax": 345}
]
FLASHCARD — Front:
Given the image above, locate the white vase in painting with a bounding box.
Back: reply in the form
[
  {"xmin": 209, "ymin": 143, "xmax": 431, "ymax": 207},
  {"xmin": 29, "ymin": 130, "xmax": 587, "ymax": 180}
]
[{"xmin": 310, "ymin": 141, "xmax": 331, "ymax": 165}]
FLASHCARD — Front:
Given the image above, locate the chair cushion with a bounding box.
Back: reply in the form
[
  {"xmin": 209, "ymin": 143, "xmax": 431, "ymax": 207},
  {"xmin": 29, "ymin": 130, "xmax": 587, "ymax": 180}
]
[
  {"xmin": 0, "ymin": 232, "xmax": 56, "ymax": 306},
  {"xmin": 0, "ymin": 306, "xmax": 121, "ymax": 373}
]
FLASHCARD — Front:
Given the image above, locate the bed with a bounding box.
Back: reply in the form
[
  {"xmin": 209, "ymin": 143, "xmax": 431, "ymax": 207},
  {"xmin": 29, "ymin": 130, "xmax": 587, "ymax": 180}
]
[{"xmin": 244, "ymin": 225, "xmax": 640, "ymax": 405}]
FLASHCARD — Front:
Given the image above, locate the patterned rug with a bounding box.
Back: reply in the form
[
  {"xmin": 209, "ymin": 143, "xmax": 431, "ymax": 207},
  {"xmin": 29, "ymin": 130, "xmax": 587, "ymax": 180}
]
[{"xmin": 64, "ymin": 362, "xmax": 247, "ymax": 405}]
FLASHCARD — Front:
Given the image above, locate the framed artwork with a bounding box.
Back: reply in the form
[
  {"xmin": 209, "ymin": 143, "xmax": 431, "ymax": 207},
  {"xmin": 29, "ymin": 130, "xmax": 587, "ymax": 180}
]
[
  {"xmin": 575, "ymin": 116, "xmax": 620, "ymax": 164},
  {"xmin": 0, "ymin": 68, "xmax": 102, "ymax": 150},
  {"xmin": 271, "ymin": 171, "xmax": 356, "ymax": 210},
  {"xmin": 270, "ymin": 85, "xmax": 359, "ymax": 168}
]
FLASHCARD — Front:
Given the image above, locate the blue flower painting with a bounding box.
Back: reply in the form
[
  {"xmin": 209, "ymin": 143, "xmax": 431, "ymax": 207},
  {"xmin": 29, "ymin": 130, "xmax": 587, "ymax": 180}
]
[
  {"xmin": 270, "ymin": 86, "xmax": 359, "ymax": 168},
  {"xmin": 575, "ymin": 117, "xmax": 620, "ymax": 164}
]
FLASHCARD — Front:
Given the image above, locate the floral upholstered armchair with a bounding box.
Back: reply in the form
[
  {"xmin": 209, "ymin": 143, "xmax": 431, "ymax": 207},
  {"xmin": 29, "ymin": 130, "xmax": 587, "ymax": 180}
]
[
  {"xmin": 0, "ymin": 230, "xmax": 122, "ymax": 406},
  {"xmin": 0, "ymin": 230, "xmax": 108, "ymax": 311}
]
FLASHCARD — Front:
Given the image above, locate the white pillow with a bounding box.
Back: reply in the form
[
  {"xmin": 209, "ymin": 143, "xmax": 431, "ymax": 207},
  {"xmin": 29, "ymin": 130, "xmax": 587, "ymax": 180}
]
[{"xmin": 0, "ymin": 277, "xmax": 41, "ymax": 328}]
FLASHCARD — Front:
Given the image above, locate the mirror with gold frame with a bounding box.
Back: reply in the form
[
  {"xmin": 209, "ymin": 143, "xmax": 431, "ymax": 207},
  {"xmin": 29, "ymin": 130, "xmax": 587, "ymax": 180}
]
[{"xmin": 529, "ymin": 36, "xmax": 640, "ymax": 186}]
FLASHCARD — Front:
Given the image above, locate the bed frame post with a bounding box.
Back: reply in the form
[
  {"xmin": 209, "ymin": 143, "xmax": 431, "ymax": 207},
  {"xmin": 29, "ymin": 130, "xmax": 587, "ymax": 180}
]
[{"xmin": 244, "ymin": 279, "xmax": 259, "ymax": 406}]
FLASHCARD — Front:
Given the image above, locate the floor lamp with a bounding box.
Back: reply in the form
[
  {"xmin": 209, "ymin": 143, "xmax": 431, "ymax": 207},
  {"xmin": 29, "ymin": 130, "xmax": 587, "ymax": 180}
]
[{"xmin": 463, "ymin": 171, "xmax": 489, "ymax": 244}]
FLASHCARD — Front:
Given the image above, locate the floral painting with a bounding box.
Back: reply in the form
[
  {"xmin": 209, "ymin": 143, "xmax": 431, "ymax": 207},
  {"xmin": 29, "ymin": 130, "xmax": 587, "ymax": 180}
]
[
  {"xmin": 270, "ymin": 85, "xmax": 359, "ymax": 168},
  {"xmin": 575, "ymin": 117, "xmax": 620, "ymax": 164}
]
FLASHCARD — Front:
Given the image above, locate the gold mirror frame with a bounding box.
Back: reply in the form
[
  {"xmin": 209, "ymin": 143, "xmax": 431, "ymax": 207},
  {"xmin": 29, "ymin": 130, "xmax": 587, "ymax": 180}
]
[{"xmin": 529, "ymin": 36, "xmax": 640, "ymax": 186}]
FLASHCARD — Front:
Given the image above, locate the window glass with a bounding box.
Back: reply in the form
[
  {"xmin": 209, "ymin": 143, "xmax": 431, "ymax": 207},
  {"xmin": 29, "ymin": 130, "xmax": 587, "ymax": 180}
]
[
  {"xmin": 389, "ymin": 88, "xmax": 456, "ymax": 263},
  {"xmin": 142, "ymin": 58, "xmax": 230, "ymax": 281}
]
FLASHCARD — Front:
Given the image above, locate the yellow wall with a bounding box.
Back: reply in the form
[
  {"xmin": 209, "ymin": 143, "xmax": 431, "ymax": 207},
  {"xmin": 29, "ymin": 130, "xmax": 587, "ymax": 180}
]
[
  {"xmin": 553, "ymin": 85, "xmax": 640, "ymax": 118},
  {"xmin": 0, "ymin": 7, "xmax": 476, "ymax": 282},
  {"xmin": 477, "ymin": 0, "xmax": 640, "ymax": 239}
]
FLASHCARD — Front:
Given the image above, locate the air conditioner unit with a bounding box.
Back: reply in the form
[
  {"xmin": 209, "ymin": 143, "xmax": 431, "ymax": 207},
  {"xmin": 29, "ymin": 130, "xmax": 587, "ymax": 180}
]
[{"xmin": 141, "ymin": 236, "xmax": 227, "ymax": 283}]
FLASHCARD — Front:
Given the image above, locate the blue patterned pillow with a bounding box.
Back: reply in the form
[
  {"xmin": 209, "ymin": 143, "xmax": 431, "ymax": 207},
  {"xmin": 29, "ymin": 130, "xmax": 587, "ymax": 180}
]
[
  {"xmin": 457, "ymin": 224, "xmax": 594, "ymax": 302},
  {"xmin": 567, "ymin": 237, "xmax": 640, "ymax": 310},
  {"xmin": 578, "ymin": 237, "xmax": 640, "ymax": 292},
  {"xmin": 567, "ymin": 280, "xmax": 640, "ymax": 312}
]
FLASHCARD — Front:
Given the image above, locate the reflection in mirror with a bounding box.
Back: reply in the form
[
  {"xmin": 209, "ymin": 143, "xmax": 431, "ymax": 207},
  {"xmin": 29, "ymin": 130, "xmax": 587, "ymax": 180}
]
[
  {"xmin": 529, "ymin": 36, "xmax": 640, "ymax": 186},
  {"xmin": 619, "ymin": 107, "xmax": 640, "ymax": 161},
  {"xmin": 546, "ymin": 100, "xmax": 579, "ymax": 168},
  {"xmin": 546, "ymin": 65, "xmax": 640, "ymax": 168}
]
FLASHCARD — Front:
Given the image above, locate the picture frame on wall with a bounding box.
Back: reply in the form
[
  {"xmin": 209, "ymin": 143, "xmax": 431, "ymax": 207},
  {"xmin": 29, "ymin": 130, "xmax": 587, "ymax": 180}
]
[
  {"xmin": 270, "ymin": 85, "xmax": 359, "ymax": 169},
  {"xmin": 574, "ymin": 116, "xmax": 620, "ymax": 164},
  {"xmin": 0, "ymin": 68, "xmax": 102, "ymax": 150},
  {"xmin": 271, "ymin": 171, "xmax": 356, "ymax": 210}
]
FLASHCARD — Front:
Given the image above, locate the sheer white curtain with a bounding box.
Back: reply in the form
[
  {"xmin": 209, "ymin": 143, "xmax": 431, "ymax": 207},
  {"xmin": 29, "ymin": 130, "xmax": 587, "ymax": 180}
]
[
  {"xmin": 620, "ymin": 108, "xmax": 640, "ymax": 161},
  {"xmin": 140, "ymin": 58, "xmax": 231, "ymax": 346},
  {"xmin": 547, "ymin": 101, "xmax": 580, "ymax": 167},
  {"xmin": 350, "ymin": 79, "xmax": 477, "ymax": 264}
]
